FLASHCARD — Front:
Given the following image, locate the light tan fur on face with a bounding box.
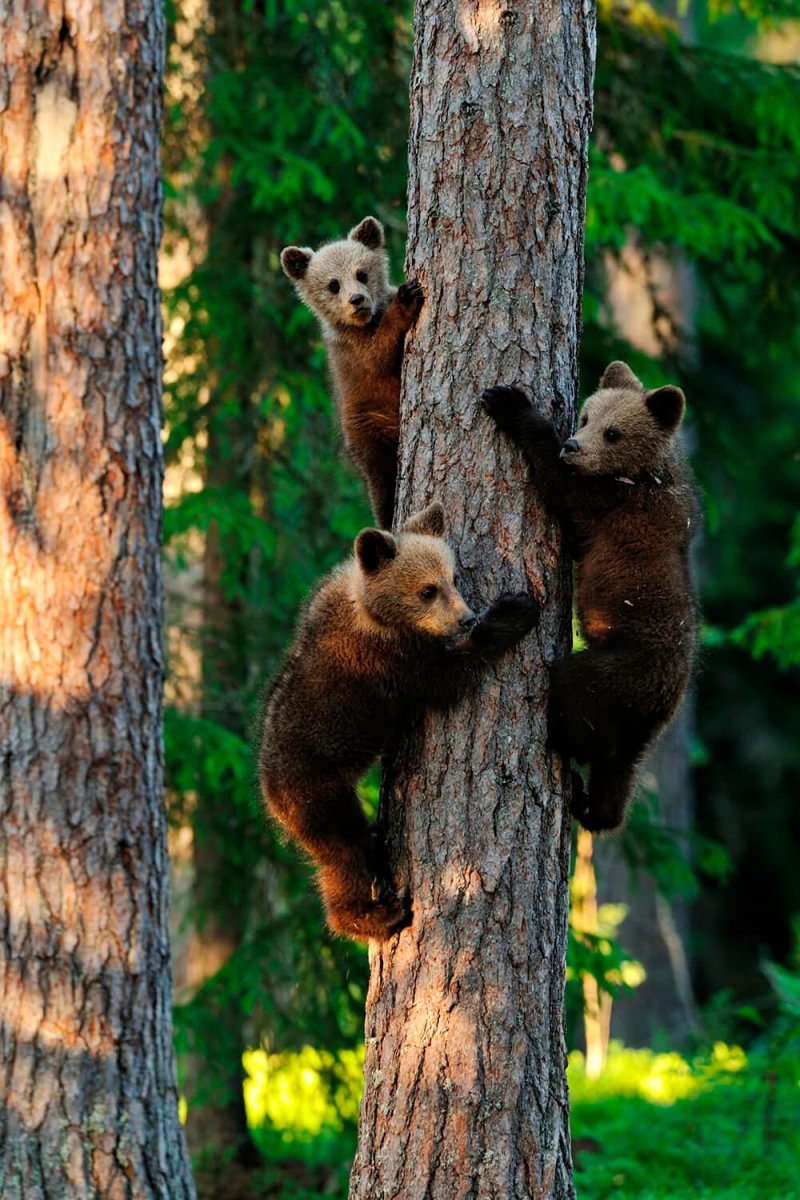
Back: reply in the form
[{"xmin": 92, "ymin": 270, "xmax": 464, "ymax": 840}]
[
  {"xmin": 281, "ymin": 220, "xmax": 391, "ymax": 332},
  {"xmin": 280, "ymin": 217, "xmax": 424, "ymax": 528},
  {"xmin": 566, "ymin": 372, "xmax": 685, "ymax": 478},
  {"xmin": 354, "ymin": 531, "xmax": 473, "ymax": 640}
]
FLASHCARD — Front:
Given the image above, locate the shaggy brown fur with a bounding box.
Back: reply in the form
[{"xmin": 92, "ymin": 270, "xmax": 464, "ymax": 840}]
[
  {"xmin": 258, "ymin": 502, "xmax": 540, "ymax": 940},
  {"xmin": 482, "ymin": 361, "xmax": 700, "ymax": 832},
  {"xmin": 281, "ymin": 216, "xmax": 423, "ymax": 528}
]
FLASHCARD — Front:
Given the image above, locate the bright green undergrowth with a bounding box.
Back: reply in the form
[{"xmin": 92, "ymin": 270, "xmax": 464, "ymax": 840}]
[
  {"xmin": 570, "ymin": 1041, "xmax": 800, "ymax": 1199},
  {"xmin": 239, "ymin": 1037, "xmax": 800, "ymax": 1199}
]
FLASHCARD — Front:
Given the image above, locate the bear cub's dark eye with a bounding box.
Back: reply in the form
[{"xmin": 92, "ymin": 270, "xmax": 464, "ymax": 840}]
[
  {"xmin": 419, "ymin": 585, "xmax": 438, "ymax": 601},
  {"xmin": 580, "ymin": 414, "xmax": 589, "ymax": 428},
  {"xmin": 604, "ymin": 427, "xmax": 622, "ymax": 443},
  {"xmin": 356, "ymin": 269, "xmax": 368, "ymax": 284},
  {"xmin": 328, "ymin": 280, "xmax": 340, "ymax": 294}
]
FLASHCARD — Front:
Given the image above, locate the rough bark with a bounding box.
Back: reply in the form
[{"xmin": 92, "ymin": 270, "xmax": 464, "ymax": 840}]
[
  {"xmin": 350, "ymin": 3, "xmax": 595, "ymax": 1198},
  {"xmin": 0, "ymin": 2, "xmax": 195, "ymax": 1196}
]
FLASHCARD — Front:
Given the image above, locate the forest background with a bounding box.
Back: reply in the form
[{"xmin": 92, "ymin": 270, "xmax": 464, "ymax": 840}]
[{"xmin": 159, "ymin": 1, "xmax": 800, "ymax": 1196}]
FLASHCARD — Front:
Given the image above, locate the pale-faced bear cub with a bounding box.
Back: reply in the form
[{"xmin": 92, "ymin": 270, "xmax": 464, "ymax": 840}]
[
  {"xmin": 281, "ymin": 216, "xmax": 423, "ymax": 529},
  {"xmin": 481, "ymin": 361, "xmax": 699, "ymax": 832},
  {"xmin": 259, "ymin": 502, "xmax": 540, "ymax": 941}
]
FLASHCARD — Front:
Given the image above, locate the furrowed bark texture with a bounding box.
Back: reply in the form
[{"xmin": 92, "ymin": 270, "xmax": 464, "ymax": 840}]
[
  {"xmin": 351, "ymin": 3, "xmax": 595, "ymax": 1199},
  {"xmin": 0, "ymin": 2, "xmax": 195, "ymax": 1196}
]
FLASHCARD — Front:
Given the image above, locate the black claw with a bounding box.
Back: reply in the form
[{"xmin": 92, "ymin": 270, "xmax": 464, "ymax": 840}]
[
  {"xmin": 479, "ymin": 592, "xmax": 541, "ymax": 643},
  {"xmin": 496, "ymin": 591, "xmax": 541, "ymax": 624},
  {"xmin": 481, "ymin": 386, "xmax": 535, "ymax": 433},
  {"xmin": 398, "ymin": 279, "xmax": 424, "ymax": 307},
  {"xmin": 482, "ymin": 384, "xmax": 531, "ymax": 407}
]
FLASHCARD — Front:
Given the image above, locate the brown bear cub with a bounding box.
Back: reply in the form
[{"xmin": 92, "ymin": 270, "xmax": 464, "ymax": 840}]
[
  {"xmin": 482, "ymin": 361, "xmax": 699, "ymax": 833},
  {"xmin": 281, "ymin": 217, "xmax": 423, "ymax": 529},
  {"xmin": 259, "ymin": 502, "xmax": 540, "ymax": 940}
]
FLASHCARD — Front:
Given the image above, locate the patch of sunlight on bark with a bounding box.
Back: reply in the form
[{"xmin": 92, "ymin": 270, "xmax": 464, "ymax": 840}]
[
  {"xmin": 0, "ymin": 411, "xmax": 120, "ymax": 704},
  {"xmin": 34, "ymin": 81, "xmax": 78, "ymax": 184},
  {"xmin": 457, "ymin": 0, "xmax": 505, "ymax": 52}
]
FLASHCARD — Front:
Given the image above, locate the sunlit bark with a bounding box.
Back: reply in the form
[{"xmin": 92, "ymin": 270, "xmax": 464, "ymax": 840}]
[
  {"xmin": 350, "ymin": 2, "xmax": 595, "ymax": 1196},
  {"xmin": 572, "ymin": 831, "xmax": 613, "ymax": 1079},
  {"xmin": 0, "ymin": 2, "xmax": 195, "ymax": 1195}
]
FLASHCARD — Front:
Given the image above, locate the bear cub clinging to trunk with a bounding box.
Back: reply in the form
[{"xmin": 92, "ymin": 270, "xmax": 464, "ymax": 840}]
[
  {"xmin": 281, "ymin": 216, "xmax": 423, "ymax": 529},
  {"xmin": 482, "ymin": 361, "xmax": 699, "ymax": 833},
  {"xmin": 258, "ymin": 502, "xmax": 540, "ymax": 941}
]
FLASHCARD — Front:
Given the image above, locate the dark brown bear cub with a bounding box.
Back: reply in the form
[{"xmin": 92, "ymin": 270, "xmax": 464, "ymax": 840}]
[
  {"xmin": 482, "ymin": 361, "xmax": 699, "ymax": 832},
  {"xmin": 281, "ymin": 217, "xmax": 423, "ymax": 528},
  {"xmin": 259, "ymin": 502, "xmax": 540, "ymax": 941}
]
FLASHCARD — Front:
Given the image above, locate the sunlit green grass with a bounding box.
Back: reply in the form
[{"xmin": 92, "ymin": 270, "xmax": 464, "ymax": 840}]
[
  {"xmin": 238, "ymin": 1039, "xmax": 800, "ymax": 1199},
  {"xmin": 570, "ymin": 1041, "xmax": 800, "ymax": 1199}
]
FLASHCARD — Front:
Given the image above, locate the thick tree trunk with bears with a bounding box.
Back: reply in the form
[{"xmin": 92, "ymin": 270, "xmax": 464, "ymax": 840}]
[
  {"xmin": 350, "ymin": 3, "xmax": 595, "ymax": 1199},
  {"xmin": 0, "ymin": 3, "xmax": 195, "ymax": 1197}
]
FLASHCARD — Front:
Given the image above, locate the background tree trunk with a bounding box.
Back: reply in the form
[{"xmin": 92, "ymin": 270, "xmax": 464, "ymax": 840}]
[
  {"xmin": 595, "ymin": 709, "xmax": 698, "ymax": 1047},
  {"xmin": 183, "ymin": 394, "xmax": 258, "ymax": 1163},
  {"xmin": 350, "ymin": 3, "xmax": 595, "ymax": 1197},
  {"xmin": 0, "ymin": 3, "xmax": 195, "ymax": 1196}
]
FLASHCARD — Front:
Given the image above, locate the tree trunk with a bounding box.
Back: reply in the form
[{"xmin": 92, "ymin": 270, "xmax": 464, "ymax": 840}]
[
  {"xmin": 350, "ymin": 4, "xmax": 595, "ymax": 1198},
  {"xmin": 0, "ymin": 3, "xmax": 195, "ymax": 1197},
  {"xmin": 572, "ymin": 830, "xmax": 613, "ymax": 1078},
  {"xmin": 183, "ymin": 394, "xmax": 257, "ymax": 1163},
  {"xmin": 595, "ymin": 707, "xmax": 698, "ymax": 1047}
]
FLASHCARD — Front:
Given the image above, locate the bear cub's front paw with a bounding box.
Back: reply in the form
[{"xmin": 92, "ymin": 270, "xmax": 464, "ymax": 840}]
[
  {"xmin": 481, "ymin": 384, "xmax": 533, "ymax": 429},
  {"xmin": 482, "ymin": 386, "xmax": 554, "ymax": 442},
  {"xmin": 487, "ymin": 591, "xmax": 542, "ymax": 637},
  {"xmin": 397, "ymin": 278, "xmax": 424, "ymax": 313}
]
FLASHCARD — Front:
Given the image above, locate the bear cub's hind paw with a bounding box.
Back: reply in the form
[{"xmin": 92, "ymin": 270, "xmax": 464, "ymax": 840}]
[{"xmin": 327, "ymin": 881, "xmax": 410, "ymax": 943}]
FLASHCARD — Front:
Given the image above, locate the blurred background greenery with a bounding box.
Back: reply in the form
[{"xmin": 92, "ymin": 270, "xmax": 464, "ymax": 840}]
[{"xmin": 160, "ymin": 1, "xmax": 800, "ymax": 1195}]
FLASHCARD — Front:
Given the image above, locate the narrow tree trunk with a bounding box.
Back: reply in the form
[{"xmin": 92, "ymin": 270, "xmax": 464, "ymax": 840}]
[
  {"xmin": 0, "ymin": 3, "xmax": 195, "ymax": 1196},
  {"xmin": 572, "ymin": 831, "xmax": 612, "ymax": 1079},
  {"xmin": 351, "ymin": 4, "xmax": 595, "ymax": 1197},
  {"xmin": 183, "ymin": 399, "xmax": 256, "ymax": 1163},
  {"xmin": 595, "ymin": 708, "xmax": 698, "ymax": 1047}
]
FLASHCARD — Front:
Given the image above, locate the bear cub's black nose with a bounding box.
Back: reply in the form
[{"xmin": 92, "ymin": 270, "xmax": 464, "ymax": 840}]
[
  {"xmin": 459, "ymin": 614, "xmax": 477, "ymax": 631},
  {"xmin": 561, "ymin": 438, "xmax": 580, "ymax": 455},
  {"xmin": 350, "ymin": 293, "xmax": 365, "ymax": 306}
]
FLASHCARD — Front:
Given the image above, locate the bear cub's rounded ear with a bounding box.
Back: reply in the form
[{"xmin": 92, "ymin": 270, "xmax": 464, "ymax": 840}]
[
  {"xmin": 600, "ymin": 360, "xmax": 643, "ymax": 392},
  {"xmin": 645, "ymin": 386, "xmax": 686, "ymax": 432},
  {"xmin": 401, "ymin": 502, "xmax": 446, "ymax": 538},
  {"xmin": 355, "ymin": 528, "xmax": 398, "ymax": 574},
  {"xmin": 349, "ymin": 216, "xmax": 385, "ymax": 250},
  {"xmin": 281, "ymin": 246, "xmax": 313, "ymax": 280}
]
